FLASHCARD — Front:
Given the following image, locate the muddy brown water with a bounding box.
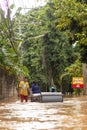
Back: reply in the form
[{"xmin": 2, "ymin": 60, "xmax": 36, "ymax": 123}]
[{"xmin": 0, "ymin": 96, "xmax": 87, "ymax": 130}]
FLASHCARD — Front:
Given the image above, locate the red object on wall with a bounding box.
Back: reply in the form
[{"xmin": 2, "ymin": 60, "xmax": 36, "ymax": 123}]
[{"xmin": 72, "ymin": 84, "xmax": 84, "ymax": 88}]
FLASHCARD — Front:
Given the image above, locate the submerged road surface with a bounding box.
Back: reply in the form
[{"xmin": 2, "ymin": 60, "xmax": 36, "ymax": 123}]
[{"xmin": 0, "ymin": 96, "xmax": 87, "ymax": 130}]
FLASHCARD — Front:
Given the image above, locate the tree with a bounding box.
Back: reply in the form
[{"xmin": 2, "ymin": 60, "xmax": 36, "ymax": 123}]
[
  {"xmin": 53, "ymin": 0, "xmax": 87, "ymax": 63},
  {"xmin": 17, "ymin": 1, "xmax": 79, "ymax": 93},
  {"xmin": 52, "ymin": 0, "xmax": 87, "ymax": 94},
  {"xmin": 0, "ymin": 4, "xmax": 29, "ymax": 77}
]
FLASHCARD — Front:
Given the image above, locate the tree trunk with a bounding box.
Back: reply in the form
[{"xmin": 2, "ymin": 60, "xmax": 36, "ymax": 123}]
[
  {"xmin": 82, "ymin": 63, "xmax": 87, "ymax": 95},
  {"xmin": 42, "ymin": 48, "xmax": 54, "ymax": 89}
]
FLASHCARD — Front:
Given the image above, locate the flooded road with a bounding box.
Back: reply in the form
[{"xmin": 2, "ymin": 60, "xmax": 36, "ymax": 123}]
[{"xmin": 0, "ymin": 96, "xmax": 87, "ymax": 130}]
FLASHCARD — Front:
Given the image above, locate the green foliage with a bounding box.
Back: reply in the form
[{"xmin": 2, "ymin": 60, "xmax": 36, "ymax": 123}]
[
  {"xmin": 10, "ymin": 0, "xmax": 85, "ymax": 93},
  {"xmin": 15, "ymin": 1, "xmax": 80, "ymax": 89},
  {"xmin": 0, "ymin": 6, "xmax": 29, "ymax": 77},
  {"xmin": 23, "ymin": 37, "xmax": 46, "ymax": 83},
  {"xmin": 65, "ymin": 59, "xmax": 82, "ymax": 77},
  {"xmin": 53, "ymin": 0, "xmax": 87, "ymax": 63}
]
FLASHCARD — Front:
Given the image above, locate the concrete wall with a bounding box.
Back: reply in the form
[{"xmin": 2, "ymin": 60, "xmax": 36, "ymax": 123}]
[{"xmin": 0, "ymin": 68, "xmax": 17, "ymax": 99}]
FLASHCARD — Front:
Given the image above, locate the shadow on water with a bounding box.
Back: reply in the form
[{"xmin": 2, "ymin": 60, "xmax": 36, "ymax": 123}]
[{"xmin": 0, "ymin": 96, "xmax": 87, "ymax": 130}]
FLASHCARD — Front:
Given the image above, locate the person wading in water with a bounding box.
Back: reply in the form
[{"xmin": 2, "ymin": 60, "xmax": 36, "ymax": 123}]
[{"xmin": 19, "ymin": 77, "xmax": 30, "ymax": 102}]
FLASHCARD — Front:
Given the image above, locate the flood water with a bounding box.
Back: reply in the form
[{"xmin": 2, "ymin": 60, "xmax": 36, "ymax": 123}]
[{"xmin": 0, "ymin": 96, "xmax": 87, "ymax": 130}]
